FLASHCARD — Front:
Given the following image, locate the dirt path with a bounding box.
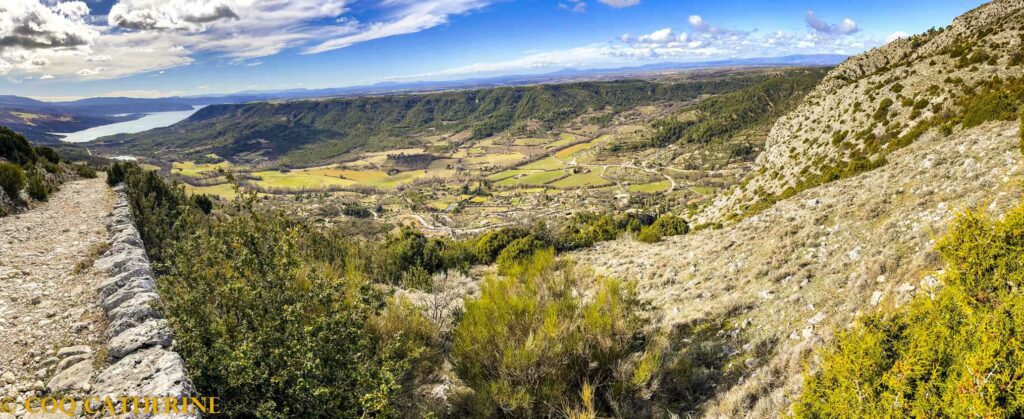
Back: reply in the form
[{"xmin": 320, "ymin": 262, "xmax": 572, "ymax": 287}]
[{"xmin": 0, "ymin": 177, "xmax": 112, "ymax": 398}]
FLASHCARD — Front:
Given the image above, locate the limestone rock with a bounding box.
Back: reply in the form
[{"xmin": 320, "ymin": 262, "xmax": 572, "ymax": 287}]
[
  {"xmin": 46, "ymin": 359, "xmax": 93, "ymax": 393},
  {"xmin": 108, "ymin": 319, "xmax": 174, "ymax": 361},
  {"xmin": 93, "ymin": 347, "xmax": 193, "ymax": 400},
  {"xmin": 56, "ymin": 345, "xmax": 92, "ymax": 359},
  {"xmin": 106, "ymin": 296, "xmax": 163, "ymax": 339}
]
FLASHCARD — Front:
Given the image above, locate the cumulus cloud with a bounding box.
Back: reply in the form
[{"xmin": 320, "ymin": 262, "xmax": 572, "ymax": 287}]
[
  {"xmin": 108, "ymin": 0, "xmax": 240, "ymax": 31},
  {"xmin": 0, "ymin": 0, "xmax": 499, "ymax": 80},
  {"xmin": 427, "ymin": 10, "xmax": 882, "ymax": 79},
  {"xmin": 805, "ymin": 10, "xmax": 859, "ymax": 36},
  {"xmin": 0, "ymin": 0, "xmax": 97, "ymax": 49}
]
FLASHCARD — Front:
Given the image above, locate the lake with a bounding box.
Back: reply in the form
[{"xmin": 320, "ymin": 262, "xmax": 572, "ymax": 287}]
[{"xmin": 54, "ymin": 106, "xmax": 203, "ymax": 143}]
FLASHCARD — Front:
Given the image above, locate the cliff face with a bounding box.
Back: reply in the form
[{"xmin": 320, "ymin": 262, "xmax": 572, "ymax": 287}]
[{"xmin": 700, "ymin": 0, "xmax": 1024, "ymax": 223}]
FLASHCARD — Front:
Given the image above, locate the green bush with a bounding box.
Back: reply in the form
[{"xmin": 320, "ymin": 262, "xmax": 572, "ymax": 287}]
[
  {"xmin": 25, "ymin": 169, "xmax": 49, "ymax": 201},
  {"xmin": 0, "ymin": 163, "xmax": 26, "ymax": 199},
  {"xmin": 34, "ymin": 147, "xmax": 60, "ymax": 164},
  {"xmin": 638, "ymin": 214, "xmax": 690, "ymax": 243},
  {"xmin": 452, "ymin": 250, "xmax": 660, "ymax": 417},
  {"xmin": 191, "ymin": 194, "xmax": 213, "ymax": 214},
  {"xmin": 106, "ymin": 162, "xmax": 127, "ymax": 186},
  {"xmin": 159, "ymin": 205, "xmax": 416, "ymax": 418},
  {"xmin": 74, "ymin": 164, "xmax": 97, "ymax": 179},
  {"xmin": 41, "ymin": 161, "xmax": 62, "ymax": 174},
  {"xmin": 0, "ymin": 127, "xmax": 36, "ymax": 165},
  {"xmin": 795, "ymin": 203, "xmax": 1024, "ymax": 417},
  {"xmin": 495, "ymin": 235, "xmax": 547, "ymax": 276}
]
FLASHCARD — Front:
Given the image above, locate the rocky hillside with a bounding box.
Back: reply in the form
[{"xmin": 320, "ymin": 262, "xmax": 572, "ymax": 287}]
[
  {"xmin": 700, "ymin": 0, "xmax": 1024, "ymax": 222},
  {"xmin": 575, "ymin": 0, "xmax": 1024, "ymax": 416}
]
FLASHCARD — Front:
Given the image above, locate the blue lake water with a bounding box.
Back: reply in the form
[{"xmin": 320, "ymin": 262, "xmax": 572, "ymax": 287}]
[{"xmin": 54, "ymin": 106, "xmax": 203, "ymax": 143}]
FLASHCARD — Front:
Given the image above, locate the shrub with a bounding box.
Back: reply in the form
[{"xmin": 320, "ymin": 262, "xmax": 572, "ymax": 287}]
[
  {"xmin": 25, "ymin": 169, "xmax": 49, "ymax": 201},
  {"xmin": 495, "ymin": 235, "xmax": 547, "ymax": 276},
  {"xmin": 106, "ymin": 162, "xmax": 127, "ymax": 186},
  {"xmin": 872, "ymin": 98, "xmax": 894, "ymax": 122},
  {"xmin": 795, "ymin": 203, "xmax": 1024, "ymax": 417},
  {"xmin": 452, "ymin": 250, "xmax": 660, "ymax": 417},
  {"xmin": 0, "ymin": 163, "xmax": 26, "ymax": 199},
  {"xmin": 191, "ymin": 194, "xmax": 213, "ymax": 214},
  {"xmin": 41, "ymin": 161, "xmax": 62, "ymax": 174},
  {"xmin": 0, "ymin": 127, "xmax": 36, "ymax": 165},
  {"xmin": 74, "ymin": 164, "xmax": 97, "ymax": 179},
  {"xmin": 34, "ymin": 147, "xmax": 60, "ymax": 164},
  {"xmin": 637, "ymin": 214, "xmax": 690, "ymax": 244},
  {"xmin": 159, "ymin": 205, "xmax": 414, "ymax": 418}
]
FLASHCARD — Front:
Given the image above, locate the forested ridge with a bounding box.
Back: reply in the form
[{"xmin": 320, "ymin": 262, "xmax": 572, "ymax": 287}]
[{"xmin": 97, "ymin": 70, "xmax": 820, "ymax": 165}]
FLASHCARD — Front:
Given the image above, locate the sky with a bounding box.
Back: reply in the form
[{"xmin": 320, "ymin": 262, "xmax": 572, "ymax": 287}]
[{"xmin": 0, "ymin": 0, "xmax": 985, "ymax": 100}]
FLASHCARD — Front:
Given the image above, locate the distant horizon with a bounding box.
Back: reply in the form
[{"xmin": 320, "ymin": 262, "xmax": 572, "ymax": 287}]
[
  {"xmin": 20, "ymin": 53, "xmax": 849, "ymax": 101},
  {"xmin": 2, "ymin": 0, "xmax": 982, "ymax": 99}
]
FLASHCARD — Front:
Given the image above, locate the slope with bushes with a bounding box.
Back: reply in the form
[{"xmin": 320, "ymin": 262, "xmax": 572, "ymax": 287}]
[
  {"xmin": 0, "ymin": 126, "xmax": 97, "ymax": 215},
  {"xmin": 109, "ymin": 161, "xmax": 744, "ymax": 416},
  {"xmin": 700, "ymin": 0, "xmax": 1024, "ymax": 222},
  {"xmin": 796, "ymin": 202, "xmax": 1024, "ymax": 417},
  {"xmin": 573, "ymin": 1, "xmax": 1024, "ymax": 415}
]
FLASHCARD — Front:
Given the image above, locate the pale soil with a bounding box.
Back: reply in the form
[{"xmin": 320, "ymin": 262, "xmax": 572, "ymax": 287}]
[
  {"xmin": 573, "ymin": 120, "xmax": 1024, "ymax": 417},
  {"xmin": 0, "ymin": 177, "xmax": 112, "ymax": 399}
]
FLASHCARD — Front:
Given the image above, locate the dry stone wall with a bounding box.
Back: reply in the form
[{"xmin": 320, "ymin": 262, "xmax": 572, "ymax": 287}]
[{"xmin": 89, "ymin": 185, "xmax": 196, "ymax": 415}]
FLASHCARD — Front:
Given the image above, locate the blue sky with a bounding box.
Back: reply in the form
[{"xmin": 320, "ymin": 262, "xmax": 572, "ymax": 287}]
[{"xmin": 0, "ymin": 0, "xmax": 984, "ymax": 100}]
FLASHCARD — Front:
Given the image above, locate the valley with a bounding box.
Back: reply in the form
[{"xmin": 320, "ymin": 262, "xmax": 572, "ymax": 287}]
[
  {"xmin": 110, "ymin": 67, "xmax": 823, "ymax": 233},
  {"xmin": 4, "ymin": 0, "xmax": 1024, "ymax": 417}
]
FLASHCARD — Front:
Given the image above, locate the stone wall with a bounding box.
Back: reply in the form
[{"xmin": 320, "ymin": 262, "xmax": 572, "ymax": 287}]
[{"xmin": 89, "ymin": 185, "xmax": 195, "ymax": 413}]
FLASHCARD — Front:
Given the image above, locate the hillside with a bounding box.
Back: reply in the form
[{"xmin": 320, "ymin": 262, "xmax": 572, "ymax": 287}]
[
  {"xmin": 94, "ymin": 69, "xmax": 821, "ymax": 167},
  {"xmin": 572, "ymin": 0, "xmax": 1024, "ymax": 415},
  {"xmin": 700, "ymin": 0, "xmax": 1024, "ymax": 222}
]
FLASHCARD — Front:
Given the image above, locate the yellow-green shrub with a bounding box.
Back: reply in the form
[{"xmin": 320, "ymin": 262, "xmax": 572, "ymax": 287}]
[
  {"xmin": 795, "ymin": 204, "xmax": 1024, "ymax": 417},
  {"xmin": 451, "ymin": 249, "xmax": 658, "ymax": 417},
  {"xmin": 25, "ymin": 168, "xmax": 49, "ymax": 201},
  {"xmin": 0, "ymin": 163, "xmax": 25, "ymax": 200}
]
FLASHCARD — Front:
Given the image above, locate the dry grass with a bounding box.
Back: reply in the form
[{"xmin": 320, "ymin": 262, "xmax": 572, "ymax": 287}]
[{"xmin": 73, "ymin": 241, "xmax": 110, "ymax": 274}]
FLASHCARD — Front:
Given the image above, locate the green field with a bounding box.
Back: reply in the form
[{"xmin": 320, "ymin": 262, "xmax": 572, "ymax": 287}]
[
  {"xmin": 496, "ymin": 170, "xmax": 567, "ymax": 187},
  {"xmin": 549, "ymin": 173, "xmax": 612, "ymax": 188},
  {"xmin": 253, "ymin": 170, "xmax": 358, "ymax": 189},
  {"xmin": 183, "ymin": 183, "xmax": 238, "ymax": 199},
  {"xmin": 627, "ymin": 180, "xmax": 672, "ymax": 193},
  {"xmin": 521, "ymin": 157, "xmax": 565, "ymax": 171},
  {"xmin": 554, "ymin": 142, "xmax": 595, "ymax": 160},
  {"xmin": 691, "ymin": 186, "xmax": 717, "ymax": 196},
  {"xmin": 172, "ymin": 161, "xmax": 234, "ymax": 177},
  {"xmin": 513, "ymin": 138, "xmax": 549, "ymax": 146}
]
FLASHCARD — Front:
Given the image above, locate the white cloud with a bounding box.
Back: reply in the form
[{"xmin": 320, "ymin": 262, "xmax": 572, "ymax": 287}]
[
  {"xmin": 597, "ymin": 0, "xmax": 640, "ymax": 8},
  {"xmin": 108, "ymin": 0, "xmax": 240, "ymax": 31},
  {"xmin": 806, "ymin": 10, "xmax": 859, "ymax": 36},
  {"xmin": 304, "ymin": 0, "xmax": 493, "ymax": 54},
  {"xmin": 38, "ymin": 74, "xmax": 53, "ymax": 79},
  {"xmin": 427, "ymin": 12, "xmax": 881, "ymax": 79},
  {"xmin": 1, "ymin": 0, "xmax": 497, "ymax": 80},
  {"xmin": 0, "ymin": 0, "xmax": 98, "ymax": 49},
  {"xmin": 559, "ymin": 1, "xmax": 587, "ymax": 13},
  {"xmin": 886, "ymin": 31, "xmax": 909, "ymax": 43}
]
